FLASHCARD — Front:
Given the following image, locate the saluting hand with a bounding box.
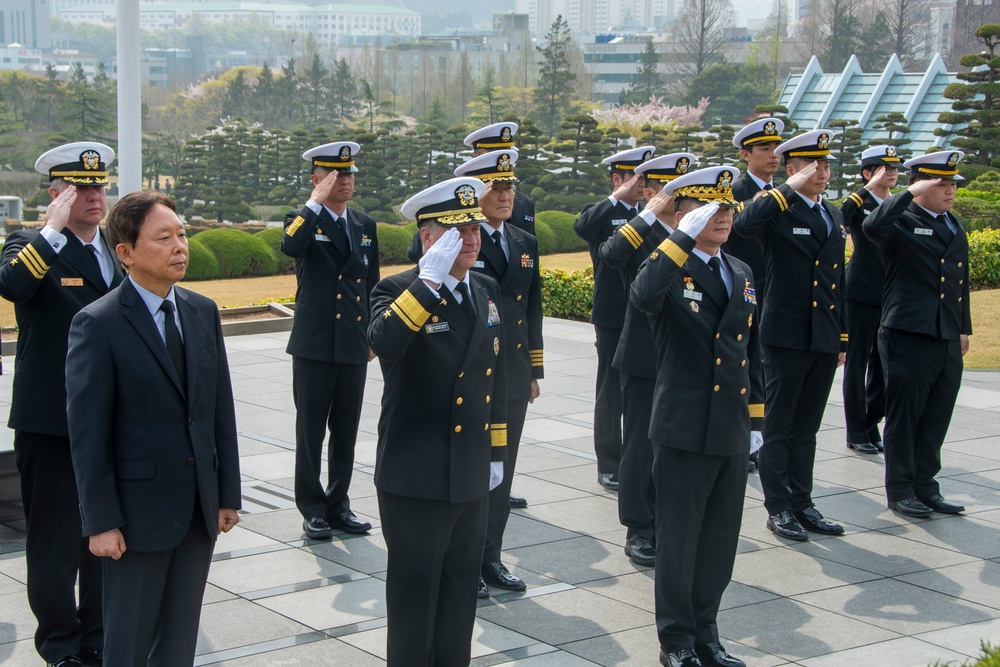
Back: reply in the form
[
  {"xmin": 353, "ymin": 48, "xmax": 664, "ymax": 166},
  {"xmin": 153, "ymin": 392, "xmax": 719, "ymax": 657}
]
[
  {"xmin": 308, "ymin": 170, "xmax": 340, "ymax": 206},
  {"xmin": 418, "ymin": 228, "xmax": 463, "ymax": 288},
  {"xmin": 644, "ymin": 188, "xmax": 674, "ymax": 223},
  {"xmin": 676, "ymin": 202, "xmax": 720, "ymax": 240},
  {"xmin": 907, "ymin": 177, "xmax": 942, "ymax": 198},
  {"xmin": 613, "ymin": 174, "xmax": 645, "ymax": 206},
  {"xmin": 864, "ymin": 166, "xmax": 895, "ymax": 193},
  {"xmin": 785, "ymin": 161, "xmax": 819, "ymax": 193},
  {"xmin": 44, "ymin": 185, "xmax": 77, "ymax": 233}
]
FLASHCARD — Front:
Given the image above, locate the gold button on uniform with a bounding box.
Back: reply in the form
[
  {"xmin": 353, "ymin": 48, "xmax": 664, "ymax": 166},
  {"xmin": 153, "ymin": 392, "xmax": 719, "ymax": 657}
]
[
  {"xmin": 517, "ymin": 343, "xmax": 522, "ymax": 349},
  {"xmin": 454, "ymin": 425, "xmax": 462, "ymax": 433},
  {"xmin": 813, "ymin": 301, "xmax": 817, "ymax": 307},
  {"xmin": 484, "ymin": 423, "xmax": 489, "ymax": 431},
  {"xmin": 357, "ymin": 278, "xmax": 362, "ymax": 283},
  {"xmin": 741, "ymin": 360, "xmax": 747, "ymax": 367},
  {"xmin": 486, "ymin": 368, "xmax": 492, "ymax": 376},
  {"xmin": 737, "ymin": 334, "xmax": 743, "ymax": 341},
  {"xmin": 940, "ymin": 294, "xmax": 945, "ymax": 299},
  {"xmin": 456, "ymin": 397, "xmax": 463, "ymax": 405},
  {"xmin": 829, "ymin": 305, "xmax": 835, "ymax": 310},
  {"xmin": 486, "ymin": 395, "xmax": 491, "ymax": 403},
  {"xmin": 815, "ymin": 260, "xmax": 820, "ymax": 266},
  {"xmin": 337, "ymin": 294, "xmax": 342, "ymax": 299},
  {"xmin": 958, "ymin": 262, "xmax": 963, "ymax": 267},
  {"xmin": 941, "ymin": 259, "xmax": 946, "ymax": 264},
  {"xmin": 459, "ymin": 372, "xmax": 464, "ymax": 378},
  {"xmin": 356, "ymin": 296, "xmax": 361, "ymax": 302},
  {"xmin": 516, "ymin": 295, "xmax": 522, "ymax": 301},
  {"xmin": 357, "ymin": 316, "xmax": 362, "ymax": 322},
  {"xmin": 336, "ymin": 313, "xmax": 341, "ymax": 319},
  {"xmin": 813, "ymin": 281, "xmax": 818, "ymax": 286},
  {"xmin": 833, "ymin": 263, "xmax": 838, "ymax": 269},
  {"xmin": 941, "ymin": 277, "xmax": 945, "ymax": 283},
  {"xmin": 831, "ymin": 284, "xmax": 836, "ymax": 290},
  {"xmin": 715, "ymin": 333, "xmax": 720, "ymax": 339},
  {"xmin": 715, "ymin": 358, "xmax": 721, "ymax": 365},
  {"xmin": 740, "ymin": 388, "xmax": 747, "ymax": 395},
  {"xmin": 714, "ymin": 385, "xmax": 720, "ymax": 392},
  {"xmin": 338, "ymin": 274, "xmax": 343, "ymax": 280},
  {"xmin": 517, "ymin": 319, "xmax": 523, "ymax": 325}
]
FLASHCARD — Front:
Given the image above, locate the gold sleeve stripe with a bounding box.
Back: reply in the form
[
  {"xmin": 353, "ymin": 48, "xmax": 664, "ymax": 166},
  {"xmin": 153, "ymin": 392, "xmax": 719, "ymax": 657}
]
[
  {"xmin": 849, "ymin": 192, "xmax": 864, "ymax": 207},
  {"xmin": 285, "ymin": 216, "xmax": 306, "ymax": 237},
  {"xmin": 619, "ymin": 224, "xmax": 643, "ymax": 250},
  {"xmin": 749, "ymin": 404, "xmax": 764, "ymax": 419},
  {"xmin": 18, "ymin": 247, "xmax": 48, "ymax": 279},
  {"xmin": 770, "ymin": 188, "xmax": 788, "ymax": 211},
  {"xmin": 657, "ymin": 238, "xmax": 689, "ymax": 267},
  {"xmin": 389, "ymin": 289, "xmax": 431, "ymax": 331},
  {"xmin": 840, "ymin": 334, "xmax": 849, "ymax": 341},
  {"xmin": 490, "ymin": 424, "xmax": 508, "ymax": 447},
  {"xmin": 530, "ymin": 349, "xmax": 544, "ymax": 366}
]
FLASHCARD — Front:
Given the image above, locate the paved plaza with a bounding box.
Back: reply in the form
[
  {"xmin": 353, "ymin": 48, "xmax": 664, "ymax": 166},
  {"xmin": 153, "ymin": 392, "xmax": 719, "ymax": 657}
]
[{"xmin": 2, "ymin": 317, "xmax": 1000, "ymax": 666}]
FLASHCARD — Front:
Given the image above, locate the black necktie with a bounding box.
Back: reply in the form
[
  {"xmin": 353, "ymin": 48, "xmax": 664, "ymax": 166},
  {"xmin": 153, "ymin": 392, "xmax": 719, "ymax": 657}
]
[
  {"xmin": 811, "ymin": 203, "xmax": 829, "ymax": 241},
  {"xmin": 159, "ymin": 300, "xmax": 187, "ymax": 390},
  {"xmin": 491, "ymin": 230, "xmax": 508, "ymax": 272},
  {"xmin": 332, "ymin": 216, "xmax": 349, "ymax": 252},
  {"xmin": 937, "ymin": 214, "xmax": 955, "ymax": 243},
  {"xmin": 455, "ymin": 281, "xmax": 476, "ymax": 322},
  {"xmin": 707, "ymin": 256, "xmax": 729, "ymax": 302},
  {"xmin": 763, "ymin": 183, "xmax": 773, "ymax": 191},
  {"xmin": 84, "ymin": 244, "xmax": 105, "ymax": 283}
]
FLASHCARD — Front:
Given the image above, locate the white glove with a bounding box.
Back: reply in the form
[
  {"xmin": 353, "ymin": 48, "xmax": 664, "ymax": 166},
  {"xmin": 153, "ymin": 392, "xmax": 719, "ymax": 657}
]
[
  {"xmin": 676, "ymin": 202, "xmax": 720, "ymax": 240},
  {"xmin": 489, "ymin": 462, "xmax": 504, "ymax": 491},
  {"xmin": 418, "ymin": 228, "xmax": 463, "ymax": 286},
  {"xmin": 750, "ymin": 431, "xmax": 763, "ymax": 454}
]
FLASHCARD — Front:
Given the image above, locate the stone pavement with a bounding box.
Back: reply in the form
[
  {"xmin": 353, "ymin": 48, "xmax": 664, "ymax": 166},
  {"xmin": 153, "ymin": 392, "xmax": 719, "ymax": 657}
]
[{"xmin": 2, "ymin": 317, "xmax": 1000, "ymax": 666}]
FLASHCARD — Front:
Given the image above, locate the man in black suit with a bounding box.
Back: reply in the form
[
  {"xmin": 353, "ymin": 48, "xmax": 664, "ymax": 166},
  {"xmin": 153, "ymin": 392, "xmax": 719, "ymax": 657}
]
[
  {"xmin": 599, "ymin": 152, "xmax": 694, "ymax": 567},
  {"xmin": 863, "ymin": 150, "xmax": 971, "ymax": 518},
  {"xmin": 368, "ymin": 177, "xmax": 508, "ymax": 667},
  {"xmin": 66, "ymin": 190, "xmax": 241, "ymax": 667},
  {"xmin": 573, "ymin": 146, "xmax": 654, "ymax": 491},
  {"xmin": 0, "ymin": 142, "xmax": 122, "ymax": 667},
  {"xmin": 281, "ymin": 141, "xmax": 380, "ymax": 540},
  {"xmin": 406, "ymin": 121, "xmax": 536, "ymax": 263},
  {"xmin": 455, "ymin": 150, "xmax": 543, "ymax": 597},
  {"xmin": 841, "ymin": 146, "xmax": 901, "ymax": 455},
  {"xmin": 733, "ymin": 130, "xmax": 847, "ymax": 542},
  {"xmin": 725, "ymin": 118, "xmax": 784, "ymax": 471},
  {"xmin": 631, "ymin": 167, "xmax": 763, "ymax": 667}
]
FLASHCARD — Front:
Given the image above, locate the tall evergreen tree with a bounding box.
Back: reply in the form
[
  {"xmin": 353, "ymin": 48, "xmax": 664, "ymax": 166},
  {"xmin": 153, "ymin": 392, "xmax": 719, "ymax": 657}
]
[
  {"xmin": 622, "ymin": 37, "xmax": 666, "ymax": 105},
  {"xmin": 939, "ymin": 24, "xmax": 1000, "ymax": 166},
  {"xmin": 534, "ymin": 15, "xmax": 577, "ymax": 136},
  {"xmin": 870, "ymin": 112, "xmax": 913, "ymax": 160},
  {"xmin": 331, "ymin": 57, "xmax": 357, "ymax": 123},
  {"xmin": 827, "ymin": 118, "xmax": 864, "ymax": 197},
  {"xmin": 534, "ymin": 114, "xmax": 605, "ymax": 213}
]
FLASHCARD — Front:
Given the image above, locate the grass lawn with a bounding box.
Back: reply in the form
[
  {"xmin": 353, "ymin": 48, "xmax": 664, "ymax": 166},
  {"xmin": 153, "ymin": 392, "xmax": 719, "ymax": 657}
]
[{"xmin": 3, "ymin": 249, "xmax": 999, "ymax": 370}]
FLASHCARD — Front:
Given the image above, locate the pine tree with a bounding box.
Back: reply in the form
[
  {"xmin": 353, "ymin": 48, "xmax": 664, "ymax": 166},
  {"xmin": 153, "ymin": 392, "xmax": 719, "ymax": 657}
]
[
  {"xmin": 828, "ymin": 118, "xmax": 864, "ymax": 198},
  {"xmin": 938, "ymin": 24, "xmax": 1000, "ymax": 166},
  {"xmin": 331, "ymin": 57, "xmax": 357, "ymax": 124},
  {"xmin": 870, "ymin": 112, "xmax": 913, "ymax": 160},
  {"xmin": 623, "ymin": 38, "xmax": 666, "ymax": 105},
  {"xmin": 534, "ymin": 16, "xmax": 577, "ymax": 136},
  {"xmin": 535, "ymin": 114, "xmax": 605, "ymax": 213}
]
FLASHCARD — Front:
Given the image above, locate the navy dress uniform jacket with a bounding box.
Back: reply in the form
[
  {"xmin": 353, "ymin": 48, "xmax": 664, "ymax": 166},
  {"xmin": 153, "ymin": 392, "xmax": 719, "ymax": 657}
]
[
  {"xmin": 862, "ymin": 191, "xmax": 972, "ymax": 340},
  {"xmin": 0, "ymin": 228, "xmax": 124, "ymax": 436},
  {"xmin": 368, "ymin": 269, "xmax": 508, "ymax": 503},
  {"xmin": 630, "ymin": 230, "xmax": 765, "ymax": 453},
  {"xmin": 733, "ymin": 183, "xmax": 848, "ymax": 355},
  {"xmin": 470, "ymin": 225, "xmax": 544, "ymax": 399},
  {"xmin": 65, "ymin": 279, "xmax": 242, "ymax": 552},
  {"xmin": 600, "ymin": 214, "xmax": 671, "ymax": 380},
  {"xmin": 281, "ymin": 205, "xmax": 380, "ymax": 363},
  {"xmin": 843, "ymin": 188, "xmax": 884, "ymax": 306},
  {"xmin": 721, "ymin": 174, "xmax": 767, "ymax": 292},
  {"xmin": 574, "ymin": 198, "xmax": 637, "ymax": 328},
  {"xmin": 511, "ymin": 190, "xmax": 537, "ymax": 237}
]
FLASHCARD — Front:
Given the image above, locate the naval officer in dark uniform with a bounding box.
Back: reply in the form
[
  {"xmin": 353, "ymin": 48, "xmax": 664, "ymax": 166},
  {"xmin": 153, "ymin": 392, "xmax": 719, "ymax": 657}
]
[
  {"xmin": 369, "ymin": 177, "xmax": 508, "ymax": 667},
  {"xmin": 599, "ymin": 152, "xmax": 695, "ymax": 567},
  {"xmin": 574, "ymin": 145, "xmax": 655, "ymax": 490},
  {"xmin": 454, "ymin": 150, "xmax": 543, "ymax": 597},
  {"xmin": 0, "ymin": 142, "xmax": 122, "ymax": 667},
  {"xmin": 841, "ymin": 145, "xmax": 901, "ymax": 455},
  {"xmin": 632, "ymin": 166, "xmax": 763, "ymax": 667},
  {"xmin": 733, "ymin": 130, "xmax": 847, "ymax": 542},
  {"xmin": 281, "ymin": 141, "xmax": 380, "ymax": 540},
  {"xmin": 863, "ymin": 150, "xmax": 971, "ymax": 518}
]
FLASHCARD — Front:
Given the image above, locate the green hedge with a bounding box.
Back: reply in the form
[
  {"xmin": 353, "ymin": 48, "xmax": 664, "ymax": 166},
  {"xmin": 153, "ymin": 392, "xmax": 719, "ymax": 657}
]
[
  {"xmin": 185, "ymin": 237, "xmax": 221, "ymax": 281},
  {"xmin": 377, "ymin": 223, "xmax": 414, "ymax": 265},
  {"xmin": 540, "ymin": 266, "xmax": 593, "ymax": 321},
  {"xmin": 193, "ymin": 227, "xmax": 278, "ymax": 278},
  {"xmin": 254, "ymin": 227, "xmax": 296, "ymax": 274},
  {"xmin": 953, "ymin": 196, "xmax": 1000, "ymax": 232},
  {"xmin": 536, "ymin": 210, "xmax": 588, "ymax": 254}
]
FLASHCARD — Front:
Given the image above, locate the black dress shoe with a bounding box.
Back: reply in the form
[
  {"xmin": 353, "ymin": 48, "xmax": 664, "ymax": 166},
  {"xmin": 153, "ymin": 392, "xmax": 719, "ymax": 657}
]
[
  {"xmin": 481, "ymin": 561, "xmax": 526, "ymax": 591},
  {"xmin": 328, "ymin": 510, "xmax": 372, "ymax": 534},
  {"xmin": 303, "ymin": 517, "xmax": 333, "ymax": 540},
  {"xmin": 868, "ymin": 426, "xmax": 884, "ymax": 451},
  {"xmin": 659, "ymin": 648, "xmax": 703, "ymax": 667},
  {"xmin": 509, "ymin": 494, "xmax": 528, "ymax": 509},
  {"xmin": 48, "ymin": 658, "xmax": 84, "ymax": 667},
  {"xmin": 888, "ymin": 497, "xmax": 934, "ymax": 517},
  {"xmin": 696, "ymin": 642, "xmax": 746, "ymax": 667},
  {"xmin": 477, "ymin": 576, "xmax": 490, "ymax": 599},
  {"xmin": 747, "ymin": 450, "xmax": 759, "ymax": 472},
  {"xmin": 766, "ymin": 510, "xmax": 808, "ymax": 541},
  {"xmin": 624, "ymin": 534, "xmax": 655, "ymax": 567},
  {"xmin": 919, "ymin": 494, "xmax": 965, "ymax": 514},
  {"xmin": 847, "ymin": 440, "xmax": 879, "ymax": 454},
  {"xmin": 598, "ymin": 472, "xmax": 620, "ymax": 491},
  {"xmin": 81, "ymin": 649, "xmax": 103, "ymax": 667},
  {"xmin": 794, "ymin": 506, "xmax": 845, "ymax": 535}
]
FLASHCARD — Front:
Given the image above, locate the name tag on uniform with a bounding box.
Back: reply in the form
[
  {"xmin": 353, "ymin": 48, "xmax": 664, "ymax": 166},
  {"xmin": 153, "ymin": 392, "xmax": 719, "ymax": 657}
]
[
  {"xmin": 914, "ymin": 228, "xmax": 934, "ymax": 236},
  {"xmin": 473, "ymin": 260, "xmax": 485, "ymax": 268},
  {"xmin": 315, "ymin": 234, "xmax": 331, "ymax": 242},
  {"xmin": 425, "ymin": 322, "xmax": 450, "ymax": 334},
  {"xmin": 612, "ymin": 219, "xmax": 627, "ymax": 227},
  {"xmin": 793, "ymin": 227, "xmax": 811, "ymax": 235},
  {"xmin": 683, "ymin": 289, "xmax": 702, "ymax": 301},
  {"xmin": 61, "ymin": 277, "xmax": 84, "ymax": 286}
]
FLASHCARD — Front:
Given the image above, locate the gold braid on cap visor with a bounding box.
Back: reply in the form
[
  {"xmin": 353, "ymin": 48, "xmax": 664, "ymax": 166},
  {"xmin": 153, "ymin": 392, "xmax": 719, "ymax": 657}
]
[{"xmin": 673, "ymin": 185, "xmax": 738, "ymax": 206}]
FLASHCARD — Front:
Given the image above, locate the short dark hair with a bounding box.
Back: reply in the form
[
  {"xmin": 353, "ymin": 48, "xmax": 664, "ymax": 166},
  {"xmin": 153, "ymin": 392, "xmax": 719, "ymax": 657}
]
[
  {"xmin": 107, "ymin": 190, "xmax": 176, "ymax": 249},
  {"xmin": 908, "ymin": 171, "xmax": 938, "ymax": 186},
  {"xmin": 675, "ymin": 198, "xmax": 701, "ymax": 213}
]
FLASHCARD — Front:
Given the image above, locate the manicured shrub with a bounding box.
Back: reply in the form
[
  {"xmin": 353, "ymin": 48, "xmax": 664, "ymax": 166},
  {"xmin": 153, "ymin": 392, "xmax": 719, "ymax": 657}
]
[
  {"xmin": 184, "ymin": 237, "xmax": 220, "ymax": 281},
  {"xmin": 533, "ymin": 220, "xmax": 559, "ymax": 255},
  {"xmin": 540, "ymin": 266, "xmax": 593, "ymax": 321},
  {"xmin": 193, "ymin": 227, "xmax": 278, "ymax": 278},
  {"xmin": 969, "ymin": 228, "xmax": 1000, "ymax": 289},
  {"xmin": 377, "ymin": 223, "xmax": 413, "ymax": 266},
  {"xmin": 953, "ymin": 196, "xmax": 1000, "ymax": 232},
  {"xmin": 255, "ymin": 227, "xmax": 295, "ymax": 273},
  {"xmin": 536, "ymin": 210, "xmax": 587, "ymax": 253}
]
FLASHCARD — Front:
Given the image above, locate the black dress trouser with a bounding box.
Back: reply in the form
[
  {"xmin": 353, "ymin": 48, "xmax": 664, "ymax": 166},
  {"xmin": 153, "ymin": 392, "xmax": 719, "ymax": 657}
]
[
  {"xmin": 843, "ymin": 300, "xmax": 885, "ymax": 444},
  {"xmin": 593, "ymin": 325, "xmax": 623, "ymax": 475},
  {"xmin": 619, "ymin": 374, "xmax": 655, "ymax": 540}
]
